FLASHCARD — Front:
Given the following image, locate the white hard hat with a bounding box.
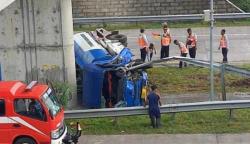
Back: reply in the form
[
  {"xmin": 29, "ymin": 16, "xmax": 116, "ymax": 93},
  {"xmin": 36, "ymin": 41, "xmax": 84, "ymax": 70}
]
[{"xmin": 162, "ymin": 22, "xmax": 168, "ymax": 26}]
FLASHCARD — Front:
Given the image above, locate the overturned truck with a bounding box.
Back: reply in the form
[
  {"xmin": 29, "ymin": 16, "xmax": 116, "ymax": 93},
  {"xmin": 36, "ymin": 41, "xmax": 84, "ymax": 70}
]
[{"xmin": 74, "ymin": 29, "xmax": 149, "ymax": 109}]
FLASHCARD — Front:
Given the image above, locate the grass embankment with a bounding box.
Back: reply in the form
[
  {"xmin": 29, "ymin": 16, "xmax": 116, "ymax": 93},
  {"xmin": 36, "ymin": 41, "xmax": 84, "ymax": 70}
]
[
  {"xmin": 147, "ymin": 66, "xmax": 250, "ymax": 94},
  {"xmin": 67, "ymin": 109, "xmax": 250, "ymax": 134},
  {"xmin": 241, "ymin": 64, "xmax": 250, "ymax": 70},
  {"xmin": 67, "ymin": 66, "xmax": 250, "ymax": 135},
  {"xmin": 74, "ymin": 19, "xmax": 250, "ymax": 32}
]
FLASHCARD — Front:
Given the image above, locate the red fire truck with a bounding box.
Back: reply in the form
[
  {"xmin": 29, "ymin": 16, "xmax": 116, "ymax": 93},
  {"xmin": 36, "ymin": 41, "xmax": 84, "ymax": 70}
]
[{"xmin": 0, "ymin": 81, "xmax": 81, "ymax": 144}]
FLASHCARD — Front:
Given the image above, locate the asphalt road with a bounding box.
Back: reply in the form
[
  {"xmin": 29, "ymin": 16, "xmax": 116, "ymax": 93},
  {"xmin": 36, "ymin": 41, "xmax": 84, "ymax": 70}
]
[
  {"xmin": 79, "ymin": 133, "xmax": 250, "ymax": 144},
  {"xmin": 120, "ymin": 26, "xmax": 250, "ymax": 63}
]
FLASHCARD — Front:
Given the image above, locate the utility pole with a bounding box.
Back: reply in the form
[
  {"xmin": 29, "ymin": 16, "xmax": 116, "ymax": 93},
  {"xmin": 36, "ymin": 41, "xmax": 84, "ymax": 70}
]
[{"xmin": 209, "ymin": 0, "xmax": 215, "ymax": 101}]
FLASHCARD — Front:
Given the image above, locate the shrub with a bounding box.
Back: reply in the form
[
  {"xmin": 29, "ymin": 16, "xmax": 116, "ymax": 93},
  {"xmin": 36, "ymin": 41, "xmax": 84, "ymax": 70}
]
[
  {"xmin": 230, "ymin": 0, "xmax": 250, "ymax": 12},
  {"xmin": 51, "ymin": 82, "xmax": 73, "ymax": 108}
]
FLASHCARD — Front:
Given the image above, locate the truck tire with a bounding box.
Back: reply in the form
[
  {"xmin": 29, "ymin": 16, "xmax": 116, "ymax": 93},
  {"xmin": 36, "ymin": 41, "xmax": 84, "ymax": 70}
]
[
  {"xmin": 106, "ymin": 34, "xmax": 127, "ymax": 47},
  {"xmin": 14, "ymin": 137, "xmax": 36, "ymax": 144}
]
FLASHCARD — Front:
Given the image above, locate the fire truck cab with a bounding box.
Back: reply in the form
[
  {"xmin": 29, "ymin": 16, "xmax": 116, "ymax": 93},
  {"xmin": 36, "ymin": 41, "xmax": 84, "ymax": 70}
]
[{"xmin": 0, "ymin": 81, "xmax": 76, "ymax": 144}]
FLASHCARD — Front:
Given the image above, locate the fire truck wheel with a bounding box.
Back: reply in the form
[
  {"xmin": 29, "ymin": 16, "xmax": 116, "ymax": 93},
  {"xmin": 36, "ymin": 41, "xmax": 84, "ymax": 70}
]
[{"xmin": 14, "ymin": 137, "xmax": 36, "ymax": 144}]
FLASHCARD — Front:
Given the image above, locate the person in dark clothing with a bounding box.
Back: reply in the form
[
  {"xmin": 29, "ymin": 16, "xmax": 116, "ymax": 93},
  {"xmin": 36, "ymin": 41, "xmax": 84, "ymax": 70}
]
[
  {"xmin": 148, "ymin": 43, "xmax": 156, "ymax": 61},
  {"xmin": 145, "ymin": 85, "xmax": 162, "ymax": 128},
  {"xmin": 29, "ymin": 100, "xmax": 44, "ymax": 120}
]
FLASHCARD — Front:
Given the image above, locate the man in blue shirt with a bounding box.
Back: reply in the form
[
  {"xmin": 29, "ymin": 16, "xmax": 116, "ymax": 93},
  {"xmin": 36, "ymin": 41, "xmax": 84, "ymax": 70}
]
[{"xmin": 146, "ymin": 85, "xmax": 162, "ymax": 128}]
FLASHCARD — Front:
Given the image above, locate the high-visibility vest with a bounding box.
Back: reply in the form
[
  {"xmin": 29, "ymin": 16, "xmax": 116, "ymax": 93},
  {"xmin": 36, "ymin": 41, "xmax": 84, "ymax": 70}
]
[
  {"xmin": 141, "ymin": 86, "xmax": 147, "ymax": 100},
  {"xmin": 161, "ymin": 34, "xmax": 171, "ymax": 46},
  {"xmin": 138, "ymin": 34, "xmax": 148, "ymax": 48},
  {"xmin": 180, "ymin": 42, "xmax": 188, "ymax": 54},
  {"xmin": 220, "ymin": 35, "xmax": 227, "ymax": 48},
  {"xmin": 187, "ymin": 34, "xmax": 197, "ymax": 48}
]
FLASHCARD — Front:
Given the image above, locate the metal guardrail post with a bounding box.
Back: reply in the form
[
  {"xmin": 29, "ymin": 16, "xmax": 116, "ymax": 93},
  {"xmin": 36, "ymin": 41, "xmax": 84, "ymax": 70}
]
[
  {"xmin": 221, "ymin": 64, "xmax": 226, "ymax": 101},
  {"xmin": 229, "ymin": 109, "xmax": 234, "ymax": 120},
  {"xmin": 102, "ymin": 20, "xmax": 106, "ymax": 28},
  {"xmin": 209, "ymin": 0, "xmax": 215, "ymax": 101},
  {"xmin": 170, "ymin": 113, "xmax": 176, "ymax": 124}
]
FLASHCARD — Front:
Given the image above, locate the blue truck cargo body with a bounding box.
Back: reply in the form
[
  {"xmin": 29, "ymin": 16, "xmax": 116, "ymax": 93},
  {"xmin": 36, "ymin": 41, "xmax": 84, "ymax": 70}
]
[
  {"xmin": 81, "ymin": 64, "xmax": 104, "ymax": 108},
  {"xmin": 74, "ymin": 31, "xmax": 147, "ymax": 108}
]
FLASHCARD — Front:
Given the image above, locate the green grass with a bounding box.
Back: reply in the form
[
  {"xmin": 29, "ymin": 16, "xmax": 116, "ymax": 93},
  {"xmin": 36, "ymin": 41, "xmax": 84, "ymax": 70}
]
[
  {"xmin": 240, "ymin": 64, "xmax": 250, "ymax": 70},
  {"xmin": 230, "ymin": 0, "xmax": 250, "ymax": 12},
  {"xmin": 66, "ymin": 109, "xmax": 250, "ymax": 134},
  {"xmin": 74, "ymin": 19, "xmax": 250, "ymax": 32},
  {"xmin": 147, "ymin": 66, "xmax": 250, "ymax": 94}
]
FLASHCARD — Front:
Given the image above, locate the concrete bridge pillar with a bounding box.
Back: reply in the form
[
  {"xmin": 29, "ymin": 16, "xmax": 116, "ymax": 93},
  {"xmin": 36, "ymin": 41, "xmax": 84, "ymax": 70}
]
[{"xmin": 0, "ymin": 0, "xmax": 76, "ymax": 107}]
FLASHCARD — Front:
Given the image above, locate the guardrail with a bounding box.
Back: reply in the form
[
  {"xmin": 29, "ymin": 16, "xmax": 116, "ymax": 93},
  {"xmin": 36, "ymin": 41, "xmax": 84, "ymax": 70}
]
[
  {"xmin": 64, "ymin": 100, "xmax": 250, "ymax": 119},
  {"xmin": 224, "ymin": 64, "xmax": 250, "ymax": 77},
  {"xmin": 127, "ymin": 56, "xmax": 250, "ymax": 78},
  {"xmin": 73, "ymin": 13, "xmax": 250, "ymax": 24},
  {"xmin": 178, "ymin": 57, "xmax": 250, "ymax": 77}
]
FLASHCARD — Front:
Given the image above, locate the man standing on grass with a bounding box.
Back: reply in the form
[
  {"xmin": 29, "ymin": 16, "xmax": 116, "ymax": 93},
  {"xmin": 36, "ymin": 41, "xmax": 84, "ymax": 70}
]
[{"xmin": 145, "ymin": 85, "xmax": 162, "ymax": 128}]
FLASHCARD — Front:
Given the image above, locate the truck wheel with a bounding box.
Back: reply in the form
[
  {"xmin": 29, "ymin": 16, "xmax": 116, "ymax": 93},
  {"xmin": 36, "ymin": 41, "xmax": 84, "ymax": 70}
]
[
  {"xmin": 106, "ymin": 34, "xmax": 127, "ymax": 46},
  {"xmin": 14, "ymin": 137, "xmax": 36, "ymax": 144}
]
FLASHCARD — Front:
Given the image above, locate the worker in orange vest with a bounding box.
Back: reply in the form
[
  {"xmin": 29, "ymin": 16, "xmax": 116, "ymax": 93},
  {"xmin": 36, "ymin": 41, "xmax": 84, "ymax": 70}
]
[
  {"xmin": 218, "ymin": 29, "xmax": 229, "ymax": 63},
  {"xmin": 186, "ymin": 28, "xmax": 197, "ymax": 59},
  {"xmin": 174, "ymin": 39, "xmax": 188, "ymax": 68},
  {"xmin": 138, "ymin": 28, "xmax": 149, "ymax": 62},
  {"xmin": 160, "ymin": 29, "xmax": 171, "ymax": 58},
  {"xmin": 152, "ymin": 22, "xmax": 171, "ymax": 59}
]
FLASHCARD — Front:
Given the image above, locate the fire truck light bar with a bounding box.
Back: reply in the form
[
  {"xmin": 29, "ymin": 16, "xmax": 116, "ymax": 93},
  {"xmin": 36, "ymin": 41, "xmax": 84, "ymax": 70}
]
[{"xmin": 25, "ymin": 81, "xmax": 38, "ymax": 90}]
